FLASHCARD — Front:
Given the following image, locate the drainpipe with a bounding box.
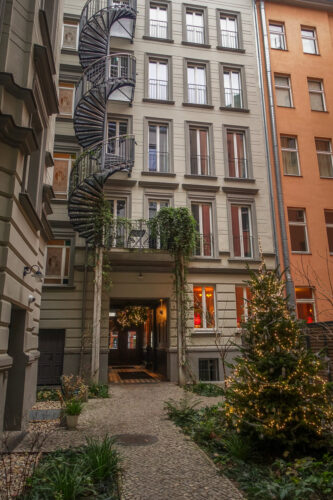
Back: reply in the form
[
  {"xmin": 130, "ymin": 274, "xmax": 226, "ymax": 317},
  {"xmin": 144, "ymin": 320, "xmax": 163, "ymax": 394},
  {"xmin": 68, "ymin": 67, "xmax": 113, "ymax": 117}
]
[
  {"xmin": 257, "ymin": 0, "xmax": 296, "ymax": 309},
  {"xmin": 79, "ymin": 242, "xmax": 88, "ymax": 376}
]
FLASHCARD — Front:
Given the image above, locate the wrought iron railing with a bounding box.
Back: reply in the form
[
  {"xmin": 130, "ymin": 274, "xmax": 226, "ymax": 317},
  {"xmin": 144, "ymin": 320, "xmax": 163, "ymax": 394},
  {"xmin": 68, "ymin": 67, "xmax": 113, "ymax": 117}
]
[
  {"xmin": 190, "ymin": 155, "xmax": 211, "ymax": 176},
  {"xmin": 148, "ymin": 79, "xmax": 168, "ymax": 100},
  {"xmin": 188, "ymin": 83, "xmax": 207, "ymax": 105},
  {"xmin": 148, "ymin": 151, "xmax": 169, "ymax": 173},
  {"xmin": 232, "ymin": 235, "xmax": 255, "ymax": 259},
  {"xmin": 194, "ymin": 233, "xmax": 214, "ymax": 257},
  {"xmin": 74, "ymin": 53, "xmax": 136, "ymax": 109},
  {"xmin": 69, "ymin": 135, "xmax": 135, "ymax": 197},
  {"xmin": 224, "ymin": 88, "xmax": 242, "ymax": 108},
  {"xmin": 228, "ymin": 158, "xmax": 248, "ymax": 179},
  {"xmin": 186, "ymin": 24, "xmax": 204, "ymax": 44},
  {"xmin": 80, "ymin": 0, "xmax": 137, "ymax": 33},
  {"xmin": 149, "ymin": 19, "xmax": 167, "ymax": 38},
  {"xmin": 221, "ymin": 29, "xmax": 238, "ymax": 49}
]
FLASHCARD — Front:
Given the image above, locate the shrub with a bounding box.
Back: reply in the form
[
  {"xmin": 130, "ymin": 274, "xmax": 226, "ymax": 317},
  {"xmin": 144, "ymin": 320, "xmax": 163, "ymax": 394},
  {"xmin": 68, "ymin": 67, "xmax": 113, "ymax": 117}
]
[
  {"xmin": 89, "ymin": 383, "xmax": 110, "ymax": 399},
  {"xmin": 184, "ymin": 382, "xmax": 224, "ymax": 397},
  {"xmin": 65, "ymin": 399, "xmax": 83, "ymax": 416},
  {"xmin": 220, "ymin": 432, "xmax": 253, "ymax": 461},
  {"xmin": 60, "ymin": 374, "xmax": 88, "ymax": 403},
  {"xmin": 36, "ymin": 388, "xmax": 59, "ymax": 402},
  {"xmin": 164, "ymin": 396, "xmax": 200, "ymax": 427}
]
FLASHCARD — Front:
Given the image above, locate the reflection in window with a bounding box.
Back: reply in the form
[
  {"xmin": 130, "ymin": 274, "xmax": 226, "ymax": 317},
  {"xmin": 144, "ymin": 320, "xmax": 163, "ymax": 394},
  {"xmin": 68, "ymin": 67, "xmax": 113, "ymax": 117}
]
[
  {"xmin": 288, "ymin": 208, "xmax": 309, "ymax": 253},
  {"xmin": 62, "ymin": 23, "xmax": 78, "ymax": 49},
  {"xmin": 128, "ymin": 331, "xmax": 137, "ymax": 349},
  {"xmin": 193, "ymin": 286, "xmax": 215, "ymax": 329}
]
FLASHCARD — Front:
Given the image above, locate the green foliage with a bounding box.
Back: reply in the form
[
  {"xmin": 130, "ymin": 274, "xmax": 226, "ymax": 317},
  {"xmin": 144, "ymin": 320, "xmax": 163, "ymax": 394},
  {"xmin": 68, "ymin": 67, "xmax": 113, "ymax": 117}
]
[
  {"xmin": 184, "ymin": 382, "xmax": 224, "ymax": 397},
  {"xmin": 65, "ymin": 398, "xmax": 83, "ymax": 416},
  {"xmin": 21, "ymin": 438, "xmax": 121, "ymax": 500},
  {"xmin": 164, "ymin": 396, "xmax": 200, "ymax": 427},
  {"xmin": 220, "ymin": 432, "xmax": 254, "ymax": 461},
  {"xmin": 36, "ymin": 388, "xmax": 59, "ymax": 402},
  {"xmin": 223, "ymin": 262, "xmax": 333, "ymax": 449},
  {"xmin": 88, "ymin": 383, "xmax": 110, "ymax": 399}
]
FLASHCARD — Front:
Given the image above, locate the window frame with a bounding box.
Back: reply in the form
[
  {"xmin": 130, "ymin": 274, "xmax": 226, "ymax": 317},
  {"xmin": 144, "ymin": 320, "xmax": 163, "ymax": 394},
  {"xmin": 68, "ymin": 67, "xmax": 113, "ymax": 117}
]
[
  {"xmin": 62, "ymin": 21, "xmax": 79, "ymax": 50},
  {"xmin": 269, "ymin": 21, "xmax": 287, "ymax": 50},
  {"xmin": 58, "ymin": 82, "xmax": 75, "ymax": 117},
  {"xmin": 216, "ymin": 9, "xmax": 243, "ymax": 51},
  {"xmin": 183, "ymin": 58, "xmax": 212, "ymax": 107},
  {"xmin": 295, "ymin": 287, "xmax": 317, "ymax": 323},
  {"xmin": 143, "ymin": 117, "xmax": 174, "ymax": 174},
  {"xmin": 145, "ymin": 0, "xmax": 172, "ymax": 41},
  {"xmin": 193, "ymin": 285, "xmax": 217, "ymax": 331},
  {"xmin": 287, "ymin": 208, "xmax": 310, "ymax": 254},
  {"xmin": 324, "ymin": 210, "xmax": 333, "ymax": 255},
  {"xmin": 187, "ymin": 192, "xmax": 218, "ymax": 258},
  {"xmin": 182, "ymin": 4, "xmax": 209, "ymax": 46},
  {"xmin": 316, "ymin": 138, "xmax": 333, "ymax": 178},
  {"xmin": 145, "ymin": 53, "xmax": 173, "ymax": 102},
  {"xmin": 280, "ymin": 135, "xmax": 301, "ymax": 176},
  {"xmin": 235, "ymin": 285, "xmax": 251, "ymax": 328},
  {"xmin": 44, "ymin": 237, "xmax": 74, "ymax": 287},
  {"xmin": 198, "ymin": 358, "xmax": 219, "ymax": 381},
  {"xmin": 185, "ymin": 121, "xmax": 215, "ymax": 177},
  {"xmin": 274, "ymin": 74, "xmax": 293, "ymax": 108},
  {"xmin": 308, "ymin": 78, "xmax": 326, "ymax": 112},
  {"xmin": 223, "ymin": 125, "xmax": 253, "ymax": 180},
  {"xmin": 301, "ymin": 26, "xmax": 319, "ymax": 55},
  {"xmin": 220, "ymin": 64, "xmax": 247, "ymax": 110},
  {"xmin": 226, "ymin": 195, "xmax": 258, "ymax": 260},
  {"xmin": 53, "ymin": 153, "xmax": 74, "ymax": 199}
]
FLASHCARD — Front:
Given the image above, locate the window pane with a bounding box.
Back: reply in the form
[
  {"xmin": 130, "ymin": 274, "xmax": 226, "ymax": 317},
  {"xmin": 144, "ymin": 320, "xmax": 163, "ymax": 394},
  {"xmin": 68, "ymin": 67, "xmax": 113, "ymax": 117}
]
[
  {"xmin": 276, "ymin": 88, "xmax": 291, "ymax": 107},
  {"xmin": 63, "ymin": 25, "xmax": 78, "ymax": 49},
  {"xmin": 318, "ymin": 154, "xmax": 333, "ymax": 177},
  {"xmin": 53, "ymin": 158, "xmax": 69, "ymax": 196},
  {"xmin": 199, "ymin": 359, "xmax": 218, "ymax": 381},
  {"xmin": 297, "ymin": 303, "xmax": 315, "ymax": 323},
  {"xmin": 59, "ymin": 87, "xmax": 73, "ymax": 116},
  {"xmin": 310, "ymin": 93, "xmax": 324, "ymax": 111},
  {"xmin": 316, "ymin": 139, "xmax": 330, "ymax": 152},
  {"xmin": 231, "ymin": 205, "xmax": 241, "ymax": 256},
  {"xmin": 288, "ymin": 208, "xmax": 305, "ymax": 223},
  {"xmin": 295, "ymin": 287, "xmax": 313, "ymax": 300},
  {"xmin": 128, "ymin": 331, "xmax": 136, "ymax": 349},
  {"xmin": 46, "ymin": 247, "xmax": 62, "ymax": 277},
  {"xmin": 282, "ymin": 151, "xmax": 299, "ymax": 175},
  {"xmin": 289, "ymin": 225, "xmax": 308, "ymax": 252},
  {"xmin": 193, "ymin": 286, "xmax": 203, "ymax": 328},
  {"xmin": 327, "ymin": 226, "xmax": 333, "ymax": 253},
  {"xmin": 325, "ymin": 210, "xmax": 333, "ymax": 224},
  {"xmin": 205, "ymin": 287, "xmax": 215, "ymax": 328}
]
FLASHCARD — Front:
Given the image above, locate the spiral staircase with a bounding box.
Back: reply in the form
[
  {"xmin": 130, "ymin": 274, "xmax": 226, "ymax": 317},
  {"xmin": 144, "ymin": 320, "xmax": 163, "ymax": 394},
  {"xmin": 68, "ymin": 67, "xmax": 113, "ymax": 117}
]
[{"xmin": 68, "ymin": 0, "xmax": 137, "ymax": 242}]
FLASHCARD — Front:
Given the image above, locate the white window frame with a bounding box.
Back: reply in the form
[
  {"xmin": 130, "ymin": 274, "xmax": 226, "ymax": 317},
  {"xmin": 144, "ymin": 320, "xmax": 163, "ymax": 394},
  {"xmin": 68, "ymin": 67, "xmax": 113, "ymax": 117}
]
[
  {"xmin": 308, "ymin": 79, "xmax": 326, "ymax": 111},
  {"xmin": 231, "ymin": 205, "xmax": 253, "ymax": 258},
  {"xmin": 53, "ymin": 156, "xmax": 72, "ymax": 198},
  {"xmin": 62, "ymin": 22, "xmax": 79, "ymax": 50},
  {"xmin": 187, "ymin": 64, "xmax": 207, "ymax": 105},
  {"xmin": 44, "ymin": 240, "xmax": 71, "ymax": 285},
  {"xmin": 191, "ymin": 202, "xmax": 213, "ymax": 257},
  {"xmin": 281, "ymin": 136, "xmax": 300, "ymax": 176},
  {"xmin": 220, "ymin": 14, "xmax": 238, "ymax": 49},
  {"xmin": 148, "ymin": 59, "xmax": 168, "ymax": 100},
  {"xmin": 325, "ymin": 210, "xmax": 333, "ymax": 255},
  {"xmin": 269, "ymin": 22, "xmax": 286, "ymax": 50},
  {"xmin": 275, "ymin": 75, "xmax": 293, "ymax": 107},
  {"xmin": 148, "ymin": 122, "xmax": 169, "ymax": 173},
  {"xmin": 316, "ymin": 139, "xmax": 333, "ymax": 178},
  {"xmin": 227, "ymin": 130, "xmax": 247, "ymax": 178},
  {"xmin": 186, "ymin": 9, "xmax": 204, "ymax": 44},
  {"xmin": 58, "ymin": 84, "xmax": 75, "ymax": 117},
  {"xmin": 149, "ymin": 3, "xmax": 168, "ymax": 39},
  {"xmin": 288, "ymin": 208, "xmax": 310, "ymax": 253},
  {"xmin": 223, "ymin": 69, "xmax": 242, "ymax": 108},
  {"xmin": 301, "ymin": 27, "xmax": 318, "ymax": 54},
  {"xmin": 193, "ymin": 285, "xmax": 216, "ymax": 330}
]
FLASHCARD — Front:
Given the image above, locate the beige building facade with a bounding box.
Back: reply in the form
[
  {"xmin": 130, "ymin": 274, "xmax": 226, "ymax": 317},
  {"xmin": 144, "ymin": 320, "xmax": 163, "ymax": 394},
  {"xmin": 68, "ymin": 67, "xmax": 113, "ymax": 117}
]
[
  {"xmin": 40, "ymin": 0, "xmax": 276, "ymax": 385},
  {"xmin": 0, "ymin": 0, "xmax": 63, "ymax": 433}
]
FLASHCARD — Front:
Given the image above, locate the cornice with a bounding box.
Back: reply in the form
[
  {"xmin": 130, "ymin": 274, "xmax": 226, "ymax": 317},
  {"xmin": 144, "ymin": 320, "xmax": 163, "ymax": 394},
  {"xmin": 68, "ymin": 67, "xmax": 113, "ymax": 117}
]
[{"xmin": 0, "ymin": 72, "xmax": 36, "ymax": 113}]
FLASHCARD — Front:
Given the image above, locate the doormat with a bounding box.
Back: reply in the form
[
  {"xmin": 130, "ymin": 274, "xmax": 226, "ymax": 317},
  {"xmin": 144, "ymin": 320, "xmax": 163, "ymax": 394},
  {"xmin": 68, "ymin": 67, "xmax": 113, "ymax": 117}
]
[
  {"xmin": 111, "ymin": 366, "xmax": 135, "ymax": 369},
  {"xmin": 118, "ymin": 371, "xmax": 154, "ymax": 380}
]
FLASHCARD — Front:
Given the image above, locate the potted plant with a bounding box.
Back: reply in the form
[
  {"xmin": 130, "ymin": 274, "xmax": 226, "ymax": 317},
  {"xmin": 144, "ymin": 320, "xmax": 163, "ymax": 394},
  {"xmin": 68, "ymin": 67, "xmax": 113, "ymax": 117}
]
[{"xmin": 65, "ymin": 398, "xmax": 83, "ymax": 430}]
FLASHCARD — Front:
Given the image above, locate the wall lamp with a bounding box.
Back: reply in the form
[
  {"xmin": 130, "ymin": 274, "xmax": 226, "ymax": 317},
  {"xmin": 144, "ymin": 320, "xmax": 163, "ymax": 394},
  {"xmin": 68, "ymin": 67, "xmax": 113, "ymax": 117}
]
[{"xmin": 23, "ymin": 265, "xmax": 44, "ymax": 282}]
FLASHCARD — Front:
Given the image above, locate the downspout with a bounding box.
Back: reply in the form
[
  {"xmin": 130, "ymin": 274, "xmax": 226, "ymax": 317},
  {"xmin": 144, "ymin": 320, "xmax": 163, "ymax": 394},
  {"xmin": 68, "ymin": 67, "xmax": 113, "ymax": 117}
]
[
  {"xmin": 252, "ymin": 0, "xmax": 280, "ymax": 270},
  {"xmin": 79, "ymin": 242, "xmax": 88, "ymax": 376},
  {"xmin": 257, "ymin": 0, "xmax": 296, "ymax": 308}
]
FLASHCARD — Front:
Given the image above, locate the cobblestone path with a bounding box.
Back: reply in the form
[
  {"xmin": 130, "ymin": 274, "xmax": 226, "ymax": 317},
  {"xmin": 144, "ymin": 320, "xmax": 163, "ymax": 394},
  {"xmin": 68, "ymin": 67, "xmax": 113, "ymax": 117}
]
[{"xmin": 22, "ymin": 383, "xmax": 243, "ymax": 500}]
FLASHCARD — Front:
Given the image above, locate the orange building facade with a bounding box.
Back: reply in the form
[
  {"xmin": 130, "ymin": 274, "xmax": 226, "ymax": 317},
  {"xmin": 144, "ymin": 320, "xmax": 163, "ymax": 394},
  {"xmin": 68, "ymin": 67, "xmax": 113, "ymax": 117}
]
[{"xmin": 257, "ymin": 0, "xmax": 333, "ymax": 322}]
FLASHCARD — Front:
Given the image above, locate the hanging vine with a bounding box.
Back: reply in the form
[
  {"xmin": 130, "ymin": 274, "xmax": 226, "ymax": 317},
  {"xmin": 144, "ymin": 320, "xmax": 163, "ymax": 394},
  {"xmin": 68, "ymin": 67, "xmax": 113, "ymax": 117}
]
[{"xmin": 149, "ymin": 207, "xmax": 198, "ymax": 385}]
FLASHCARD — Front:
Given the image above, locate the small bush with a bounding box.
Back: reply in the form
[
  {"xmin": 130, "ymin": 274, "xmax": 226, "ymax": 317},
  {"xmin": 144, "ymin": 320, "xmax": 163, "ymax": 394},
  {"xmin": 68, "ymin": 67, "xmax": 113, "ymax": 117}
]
[
  {"xmin": 220, "ymin": 432, "xmax": 253, "ymax": 461},
  {"xmin": 184, "ymin": 382, "xmax": 224, "ymax": 397},
  {"xmin": 65, "ymin": 398, "xmax": 83, "ymax": 416},
  {"xmin": 89, "ymin": 383, "xmax": 110, "ymax": 399},
  {"xmin": 36, "ymin": 388, "xmax": 59, "ymax": 402},
  {"xmin": 164, "ymin": 396, "xmax": 200, "ymax": 427},
  {"xmin": 84, "ymin": 436, "xmax": 120, "ymax": 482},
  {"xmin": 60, "ymin": 374, "xmax": 88, "ymax": 403}
]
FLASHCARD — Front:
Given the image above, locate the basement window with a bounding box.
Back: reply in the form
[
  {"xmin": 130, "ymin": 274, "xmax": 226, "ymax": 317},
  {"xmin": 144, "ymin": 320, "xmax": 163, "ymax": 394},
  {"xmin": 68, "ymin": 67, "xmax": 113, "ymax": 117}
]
[{"xmin": 199, "ymin": 359, "xmax": 219, "ymax": 381}]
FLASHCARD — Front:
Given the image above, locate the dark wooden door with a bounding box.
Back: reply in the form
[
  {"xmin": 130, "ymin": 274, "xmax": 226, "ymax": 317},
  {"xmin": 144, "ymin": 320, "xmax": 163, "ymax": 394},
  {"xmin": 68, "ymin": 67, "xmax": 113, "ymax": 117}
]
[
  {"xmin": 109, "ymin": 326, "xmax": 143, "ymax": 365},
  {"xmin": 37, "ymin": 330, "xmax": 65, "ymax": 385}
]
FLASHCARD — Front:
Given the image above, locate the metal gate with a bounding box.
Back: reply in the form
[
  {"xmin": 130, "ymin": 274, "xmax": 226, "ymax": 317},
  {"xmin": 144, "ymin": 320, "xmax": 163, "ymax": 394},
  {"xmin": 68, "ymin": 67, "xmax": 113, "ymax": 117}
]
[{"xmin": 37, "ymin": 330, "xmax": 65, "ymax": 385}]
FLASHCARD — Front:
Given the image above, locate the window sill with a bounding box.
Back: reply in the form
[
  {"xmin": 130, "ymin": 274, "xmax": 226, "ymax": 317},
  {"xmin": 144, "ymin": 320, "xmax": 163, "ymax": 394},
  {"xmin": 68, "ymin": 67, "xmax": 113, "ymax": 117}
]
[
  {"xmin": 283, "ymin": 174, "xmax": 302, "ymax": 177},
  {"xmin": 310, "ymin": 109, "xmax": 329, "ymax": 113},
  {"xmin": 141, "ymin": 171, "xmax": 176, "ymax": 178},
  {"xmin": 143, "ymin": 98, "xmax": 175, "ymax": 105},
  {"xmin": 184, "ymin": 174, "xmax": 218, "ymax": 181},
  {"xmin": 143, "ymin": 35, "xmax": 174, "ymax": 43},
  {"xmin": 191, "ymin": 257, "xmax": 221, "ymax": 262},
  {"xmin": 291, "ymin": 252, "xmax": 312, "ymax": 255},
  {"xmin": 271, "ymin": 48, "xmax": 288, "ymax": 52},
  {"xmin": 182, "ymin": 41, "xmax": 211, "ymax": 49},
  {"xmin": 57, "ymin": 116, "xmax": 73, "ymax": 122},
  {"xmin": 216, "ymin": 46, "xmax": 245, "ymax": 53},
  {"xmin": 224, "ymin": 177, "xmax": 256, "ymax": 183},
  {"xmin": 319, "ymin": 176, "xmax": 333, "ymax": 179},
  {"xmin": 192, "ymin": 329, "xmax": 217, "ymax": 336},
  {"xmin": 42, "ymin": 285, "xmax": 76, "ymax": 290},
  {"xmin": 277, "ymin": 105, "xmax": 295, "ymax": 109},
  {"xmin": 61, "ymin": 48, "xmax": 78, "ymax": 55},
  {"xmin": 183, "ymin": 103, "xmax": 214, "ymax": 109},
  {"xmin": 228, "ymin": 258, "xmax": 261, "ymax": 263},
  {"xmin": 303, "ymin": 52, "xmax": 320, "ymax": 56},
  {"xmin": 220, "ymin": 106, "xmax": 249, "ymax": 113}
]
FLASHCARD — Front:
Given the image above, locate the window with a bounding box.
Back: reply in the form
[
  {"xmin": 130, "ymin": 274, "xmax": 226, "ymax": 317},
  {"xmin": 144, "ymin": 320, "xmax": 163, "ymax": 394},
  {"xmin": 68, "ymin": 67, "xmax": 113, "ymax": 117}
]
[
  {"xmin": 187, "ymin": 63, "xmax": 207, "ymax": 104},
  {"xmin": 148, "ymin": 59, "xmax": 168, "ymax": 100},
  {"xmin": 281, "ymin": 136, "xmax": 300, "ymax": 176},
  {"xmin": 186, "ymin": 8, "xmax": 204, "ymax": 44},
  {"xmin": 189, "ymin": 127, "xmax": 210, "ymax": 175},
  {"xmin": 191, "ymin": 203, "xmax": 213, "ymax": 257},
  {"xmin": 301, "ymin": 27, "xmax": 318, "ymax": 54},
  {"xmin": 325, "ymin": 210, "xmax": 333, "ymax": 254},
  {"xmin": 295, "ymin": 287, "xmax": 316, "ymax": 323},
  {"xmin": 316, "ymin": 139, "xmax": 333, "ymax": 178},
  {"xmin": 223, "ymin": 69, "xmax": 242, "ymax": 108},
  {"xmin": 149, "ymin": 3, "xmax": 168, "ymax": 39},
  {"xmin": 288, "ymin": 208, "xmax": 309, "ymax": 253},
  {"xmin": 199, "ymin": 359, "xmax": 219, "ymax": 381},
  {"xmin": 53, "ymin": 154, "xmax": 73, "ymax": 199},
  {"xmin": 235, "ymin": 286, "xmax": 251, "ymax": 328},
  {"xmin": 275, "ymin": 75, "xmax": 292, "ymax": 107},
  {"xmin": 128, "ymin": 331, "xmax": 137, "ymax": 349},
  {"xmin": 62, "ymin": 22, "xmax": 78, "ymax": 50},
  {"xmin": 220, "ymin": 13, "xmax": 238, "ymax": 49},
  {"xmin": 193, "ymin": 286, "xmax": 215, "ymax": 329},
  {"xmin": 231, "ymin": 205, "xmax": 253, "ymax": 258},
  {"xmin": 44, "ymin": 240, "xmax": 71, "ymax": 285},
  {"xmin": 148, "ymin": 123, "xmax": 169, "ymax": 172},
  {"xmin": 58, "ymin": 83, "xmax": 74, "ymax": 117},
  {"xmin": 308, "ymin": 79, "xmax": 326, "ymax": 111},
  {"xmin": 108, "ymin": 119, "xmax": 128, "ymax": 155},
  {"xmin": 269, "ymin": 22, "xmax": 286, "ymax": 50},
  {"xmin": 148, "ymin": 199, "xmax": 169, "ymax": 249},
  {"xmin": 107, "ymin": 198, "xmax": 127, "ymax": 247},
  {"xmin": 227, "ymin": 130, "xmax": 247, "ymax": 178}
]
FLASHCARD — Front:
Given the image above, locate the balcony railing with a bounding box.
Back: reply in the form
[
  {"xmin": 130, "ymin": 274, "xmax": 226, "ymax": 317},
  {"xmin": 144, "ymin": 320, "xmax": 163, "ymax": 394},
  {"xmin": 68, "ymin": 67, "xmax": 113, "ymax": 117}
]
[
  {"xmin": 224, "ymin": 88, "xmax": 242, "ymax": 108},
  {"xmin": 221, "ymin": 30, "xmax": 238, "ymax": 49},
  {"xmin": 80, "ymin": 0, "xmax": 137, "ymax": 33},
  {"xmin": 190, "ymin": 155, "xmax": 211, "ymax": 176},
  {"xmin": 148, "ymin": 79, "xmax": 168, "ymax": 100},
  {"xmin": 232, "ymin": 235, "xmax": 255, "ymax": 259},
  {"xmin": 148, "ymin": 151, "xmax": 169, "ymax": 173},
  {"xmin": 150, "ymin": 19, "xmax": 167, "ymax": 38},
  {"xmin": 188, "ymin": 84, "xmax": 207, "ymax": 105},
  {"xmin": 194, "ymin": 233, "xmax": 214, "ymax": 257},
  {"xmin": 228, "ymin": 158, "xmax": 248, "ymax": 179},
  {"xmin": 186, "ymin": 25, "xmax": 204, "ymax": 44},
  {"xmin": 75, "ymin": 53, "xmax": 136, "ymax": 109}
]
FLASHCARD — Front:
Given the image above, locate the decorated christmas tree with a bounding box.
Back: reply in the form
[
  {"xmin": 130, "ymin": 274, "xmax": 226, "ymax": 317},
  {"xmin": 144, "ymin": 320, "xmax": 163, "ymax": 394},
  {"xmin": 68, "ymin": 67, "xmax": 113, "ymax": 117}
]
[{"xmin": 224, "ymin": 261, "xmax": 333, "ymax": 449}]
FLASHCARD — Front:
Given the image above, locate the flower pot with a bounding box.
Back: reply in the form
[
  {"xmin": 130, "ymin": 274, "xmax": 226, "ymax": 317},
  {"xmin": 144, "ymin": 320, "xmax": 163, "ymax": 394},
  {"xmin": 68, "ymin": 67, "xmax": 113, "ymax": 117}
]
[{"xmin": 66, "ymin": 414, "xmax": 79, "ymax": 429}]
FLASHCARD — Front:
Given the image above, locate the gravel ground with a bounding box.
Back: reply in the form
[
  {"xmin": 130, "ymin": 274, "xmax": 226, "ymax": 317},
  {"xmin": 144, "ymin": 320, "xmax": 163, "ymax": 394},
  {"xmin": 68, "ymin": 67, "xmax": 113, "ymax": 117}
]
[{"xmin": 13, "ymin": 383, "xmax": 242, "ymax": 500}]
